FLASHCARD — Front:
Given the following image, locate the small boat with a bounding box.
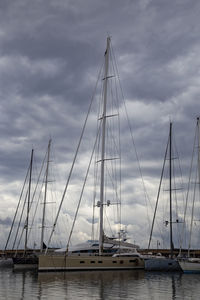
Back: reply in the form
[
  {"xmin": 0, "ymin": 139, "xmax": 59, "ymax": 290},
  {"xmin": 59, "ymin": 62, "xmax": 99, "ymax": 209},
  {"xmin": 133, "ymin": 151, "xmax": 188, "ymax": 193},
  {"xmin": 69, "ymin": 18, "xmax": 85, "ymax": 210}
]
[
  {"xmin": 145, "ymin": 123, "xmax": 182, "ymax": 272},
  {"xmin": 144, "ymin": 256, "xmax": 180, "ymax": 272},
  {"xmin": 179, "ymin": 258, "xmax": 200, "ymax": 274},
  {"xmin": 12, "ymin": 140, "xmax": 52, "ymax": 269},
  {"xmin": 39, "ymin": 37, "xmax": 144, "ymax": 272},
  {"xmin": 12, "ymin": 149, "xmax": 39, "ymax": 269}
]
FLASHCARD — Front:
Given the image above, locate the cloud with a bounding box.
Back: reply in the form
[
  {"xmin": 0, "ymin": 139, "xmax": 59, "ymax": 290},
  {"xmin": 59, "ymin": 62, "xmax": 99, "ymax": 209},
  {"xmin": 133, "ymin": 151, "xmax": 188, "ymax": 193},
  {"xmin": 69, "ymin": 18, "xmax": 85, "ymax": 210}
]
[
  {"xmin": 1, "ymin": 0, "xmax": 200, "ymax": 250},
  {"xmin": 0, "ymin": 217, "xmax": 12, "ymax": 226}
]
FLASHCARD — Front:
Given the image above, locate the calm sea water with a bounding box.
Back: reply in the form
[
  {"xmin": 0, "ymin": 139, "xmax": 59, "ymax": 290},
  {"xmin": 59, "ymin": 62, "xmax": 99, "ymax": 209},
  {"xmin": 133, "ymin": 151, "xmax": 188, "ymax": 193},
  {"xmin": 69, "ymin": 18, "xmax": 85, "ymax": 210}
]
[{"xmin": 1, "ymin": 267, "xmax": 200, "ymax": 299}]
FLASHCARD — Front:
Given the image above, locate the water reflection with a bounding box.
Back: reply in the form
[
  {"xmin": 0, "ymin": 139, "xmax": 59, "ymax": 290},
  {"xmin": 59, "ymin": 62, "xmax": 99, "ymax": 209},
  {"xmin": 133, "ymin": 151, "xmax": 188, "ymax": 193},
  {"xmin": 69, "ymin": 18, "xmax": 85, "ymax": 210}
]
[
  {"xmin": 12, "ymin": 269, "xmax": 38, "ymax": 300},
  {"xmin": 38, "ymin": 269, "xmax": 145, "ymax": 282},
  {"xmin": 38, "ymin": 270, "xmax": 145, "ymax": 299},
  {"xmin": 1, "ymin": 268, "xmax": 200, "ymax": 299},
  {"xmin": 171, "ymin": 275, "xmax": 176, "ymax": 300}
]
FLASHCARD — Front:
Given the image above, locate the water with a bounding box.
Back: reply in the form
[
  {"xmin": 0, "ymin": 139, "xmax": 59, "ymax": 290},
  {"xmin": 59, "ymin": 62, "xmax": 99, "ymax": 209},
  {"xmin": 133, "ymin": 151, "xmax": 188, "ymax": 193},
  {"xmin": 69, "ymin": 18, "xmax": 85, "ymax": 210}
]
[{"xmin": 1, "ymin": 267, "xmax": 200, "ymax": 299}]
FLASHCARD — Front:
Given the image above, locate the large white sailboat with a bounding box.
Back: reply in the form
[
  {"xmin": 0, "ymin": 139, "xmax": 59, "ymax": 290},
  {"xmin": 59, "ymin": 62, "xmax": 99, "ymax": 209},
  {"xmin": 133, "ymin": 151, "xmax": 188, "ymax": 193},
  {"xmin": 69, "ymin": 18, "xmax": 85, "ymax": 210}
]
[{"xmin": 38, "ymin": 37, "xmax": 144, "ymax": 272}]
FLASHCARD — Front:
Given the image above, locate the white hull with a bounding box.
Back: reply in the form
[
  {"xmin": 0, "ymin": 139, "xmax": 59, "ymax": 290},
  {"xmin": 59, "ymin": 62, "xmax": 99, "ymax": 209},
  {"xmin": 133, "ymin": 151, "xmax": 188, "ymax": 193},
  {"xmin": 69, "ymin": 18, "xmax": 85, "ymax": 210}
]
[
  {"xmin": 39, "ymin": 254, "xmax": 144, "ymax": 272},
  {"xmin": 179, "ymin": 260, "xmax": 200, "ymax": 273}
]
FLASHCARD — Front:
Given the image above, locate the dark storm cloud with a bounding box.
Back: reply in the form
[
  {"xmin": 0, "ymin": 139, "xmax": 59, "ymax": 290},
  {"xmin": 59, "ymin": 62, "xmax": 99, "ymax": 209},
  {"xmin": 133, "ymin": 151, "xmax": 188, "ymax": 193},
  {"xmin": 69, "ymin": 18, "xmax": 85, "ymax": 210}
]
[
  {"xmin": 116, "ymin": 1, "xmax": 200, "ymax": 102},
  {"xmin": 1, "ymin": 0, "xmax": 200, "ymax": 248}
]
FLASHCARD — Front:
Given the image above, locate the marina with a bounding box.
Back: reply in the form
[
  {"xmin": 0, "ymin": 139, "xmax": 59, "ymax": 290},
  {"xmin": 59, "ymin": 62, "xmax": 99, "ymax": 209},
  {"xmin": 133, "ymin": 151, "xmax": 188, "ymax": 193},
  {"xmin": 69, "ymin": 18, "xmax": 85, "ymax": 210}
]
[
  {"xmin": 1, "ymin": 38, "xmax": 200, "ymax": 275},
  {"xmin": 1, "ymin": 1, "xmax": 200, "ymax": 298}
]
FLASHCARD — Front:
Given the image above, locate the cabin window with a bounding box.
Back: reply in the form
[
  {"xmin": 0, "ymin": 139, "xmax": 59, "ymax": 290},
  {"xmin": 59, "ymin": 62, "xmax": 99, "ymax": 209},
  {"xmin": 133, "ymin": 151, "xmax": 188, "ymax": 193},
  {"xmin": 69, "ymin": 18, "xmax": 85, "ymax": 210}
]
[
  {"xmin": 80, "ymin": 261, "xmax": 85, "ymax": 264},
  {"xmin": 98, "ymin": 261, "xmax": 102, "ymax": 263},
  {"xmin": 120, "ymin": 260, "xmax": 124, "ymax": 264},
  {"xmin": 112, "ymin": 261, "xmax": 117, "ymax": 263},
  {"xmin": 129, "ymin": 259, "xmax": 136, "ymax": 263},
  {"xmin": 90, "ymin": 261, "xmax": 95, "ymax": 264}
]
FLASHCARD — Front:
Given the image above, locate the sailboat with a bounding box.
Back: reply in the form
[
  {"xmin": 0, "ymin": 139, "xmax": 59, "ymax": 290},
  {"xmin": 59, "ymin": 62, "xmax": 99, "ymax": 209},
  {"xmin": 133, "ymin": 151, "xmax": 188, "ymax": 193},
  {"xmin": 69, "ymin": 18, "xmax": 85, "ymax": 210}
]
[
  {"xmin": 144, "ymin": 123, "xmax": 182, "ymax": 271},
  {"xmin": 179, "ymin": 117, "xmax": 200, "ymax": 273},
  {"xmin": 11, "ymin": 148, "xmax": 38, "ymax": 269},
  {"xmin": 12, "ymin": 140, "xmax": 51, "ymax": 269},
  {"xmin": 38, "ymin": 37, "xmax": 144, "ymax": 272}
]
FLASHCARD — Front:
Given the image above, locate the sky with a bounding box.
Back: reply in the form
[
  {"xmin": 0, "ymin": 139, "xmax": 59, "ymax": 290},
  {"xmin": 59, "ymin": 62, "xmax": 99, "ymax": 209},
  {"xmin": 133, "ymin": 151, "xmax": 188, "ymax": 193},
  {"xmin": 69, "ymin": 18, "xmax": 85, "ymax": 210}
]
[{"xmin": 1, "ymin": 0, "xmax": 200, "ymax": 251}]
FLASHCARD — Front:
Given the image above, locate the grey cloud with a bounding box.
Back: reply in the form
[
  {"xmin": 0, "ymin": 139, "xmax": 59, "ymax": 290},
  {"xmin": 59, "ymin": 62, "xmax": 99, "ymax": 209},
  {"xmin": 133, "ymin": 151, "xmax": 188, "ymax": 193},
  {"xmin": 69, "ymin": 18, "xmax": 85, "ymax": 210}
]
[
  {"xmin": 0, "ymin": 217, "xmax": 12, "ymax": 226},
  {"xmin": 1, "ymin": 0, "xmax": 200, "ymax": 248}
]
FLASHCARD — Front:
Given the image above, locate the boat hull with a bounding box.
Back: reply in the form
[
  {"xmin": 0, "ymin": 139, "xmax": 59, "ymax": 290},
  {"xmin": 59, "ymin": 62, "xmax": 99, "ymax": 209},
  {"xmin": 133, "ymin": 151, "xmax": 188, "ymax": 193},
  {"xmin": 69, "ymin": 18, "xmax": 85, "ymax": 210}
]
[
  {"xmin": 0, "ymin": 258, "xmax": 13, "ymax": 268},
  {"xmin": 144, "ymin": 257, "xmax": 181, "ymax": 272},
  {"xmin": 38, "ymin": 255, "xmax": 144, "ymax": 272},
  {"xmin": 12, "ymin": 256, "xmax": 38, "ymax": 270},
  {"xmin": 179, "ymin": 260, "xmax": 200, "ymax": 273}
]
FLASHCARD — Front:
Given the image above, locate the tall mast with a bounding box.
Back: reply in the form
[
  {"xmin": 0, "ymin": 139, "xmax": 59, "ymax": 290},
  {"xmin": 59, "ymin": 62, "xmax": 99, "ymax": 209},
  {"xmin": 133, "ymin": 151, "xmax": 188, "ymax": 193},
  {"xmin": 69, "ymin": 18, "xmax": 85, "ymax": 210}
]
[
  {"xmin": 40, "ymin": 139, "xmax": 51, "ymax": 252},
  {"xmin": 99, "ymin": 37, "xmax": 110, "ymax": 255},
  {"xmin": 188, "ymin": 117, "xmax": 200, "ymax": 256},
  {"xmin": 24, "ymin": 149, "xmax": 33, "ymax": 252},
  {"xmin": 197, "ymin": 118, "xmax": 200, "ymax": 200},
  {"xmin": 169, "ymin": 122, "xmax": 173, "ymax": 258}
]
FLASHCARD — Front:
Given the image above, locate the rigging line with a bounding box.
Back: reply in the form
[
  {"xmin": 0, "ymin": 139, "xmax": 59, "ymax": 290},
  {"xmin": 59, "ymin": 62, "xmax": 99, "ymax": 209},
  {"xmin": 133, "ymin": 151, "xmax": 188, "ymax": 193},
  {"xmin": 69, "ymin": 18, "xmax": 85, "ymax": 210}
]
[
  {"xmin": 104, "ymin": 163, "xmax": 120, "ymax": 204},
  {"xmin": 22, "ymin": 148, "xmax": 48, "ymax": 247},
  {"xmin": 106, "ymin": 117, "xmax": 120, "ymax": 157},
  {"xmin": 27, "ymin": 143, "xmax": 50, "ymax": 243},
  {"xmin": 27, "ymin": 172, "xmax": 45, "ymax": 242},
  {"xmin": 172, "ymin": 151, "xmax": 181, "ymax": 247},
  {"xmin": 188, "ymin": 120, "xmax": 200, "ymax": 254},
  {"xmin": 49, "ymin": 148, "xmax": 62, "ymax": 227},
  {"xmin": 172, "ymin": 140, "xmax": 184, "ymax": 247},
  {"xmin": 13, "ymin": 188, "xmax": 28, "ymax": 251},
  {"xmin": 114, "ymin": 74, "xmax": 122, "ymax": 234},
  {"xmin": 179, "ymin": 120, "xmax": 198, "ymax": 254},
  {"xmin": 173, "ymin": 137, "xmax": 186, "ymax": 241},
  {"xmin": 91, "ymin": 77, "xmax": 105, "ymax": 240},
  {"xmin": 173, "ymin": 136, "xmax": 186, "ymax": 204},
  {"xmin": 106, "ymin": 57, "xmax": 122, "ymax": 237},
  {"xmin": 91, "ymin": 192, "xmax": 96, "ymax": 242},
  {"xmin": 104, "ymin": 208, "xmax": 114, "ymax": 237},
  {"xmin": 66, "ymin": 123, "xmax": 101, "ymax": 252},
  {"xmin": 4, "ymin": 164, "xmax": 30, "ymax": 251},
  {"xmin": 148, "ymin": 135, "xmax": 169, "ymax": 249},
  {"xmin": 45, "ymin": 63, "xmax": 104, "ymax": 254},
  {"xmin": 92, "ymin": 147, "xmax": 98, "ymax": 242},
  {"xmin": 110, "ymin": 42, "xmax": 151, "ymax": 226},
  {"xmin": 155, "ymin": 155, "xmax": 169, "ymax": 248},
  {"xmin": 41, "ymin": 139, "xmax": 51, "ymax": 252},
  {"xmin": 172, "ymin": 161, "xmax": 180, "ymax": 245},
  {"xmin": 92, "ymin": 84, "xmax": 104, "ymax": 241},
  {"xmin": 188, "ymin": 163, "xmax": 198, "ymax": 255},
  {"xmin": 24, "ymin": 149, "xmax": 33, "ymax": 255},
  {"xmin": 30, "ymin": 150, "xmax": 48, "ymax": 209},
  {"xmin": 13, "ymin": 149, "xmax": 43, "ymax": 251},
  {"xmin": 104, "ymin": 136, "xmax": 120, "ymax": 210},
  {"xmin": 92, "ymin": 122, "xmax": 101, "ymax": 241}
]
